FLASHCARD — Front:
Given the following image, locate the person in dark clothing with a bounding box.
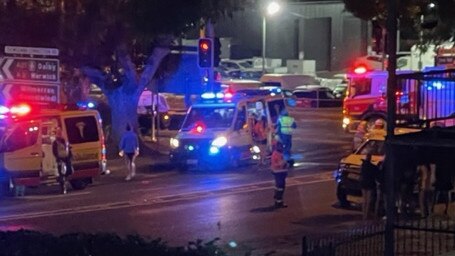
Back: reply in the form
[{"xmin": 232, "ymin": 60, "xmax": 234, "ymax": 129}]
[
  {"xmin": 360, "ymin": 153, "xmax": 378, "ymax": 220},
  {"xmin": 52, "ymin": 128, "xmax": 73, "ymax": 194}
]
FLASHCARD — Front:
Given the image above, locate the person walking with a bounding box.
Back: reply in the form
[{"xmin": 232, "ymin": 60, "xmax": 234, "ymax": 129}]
[
  {"xmin": 418, "ymin": 162, "xmax": 435, "ymax": 218},
  {"xmin": 276, "ymin": 109, "xmax": 296, "ymax": 162},
  {"xmin": 119, "ymin": 124, "xmax": 139, "ymax": 181},
  {"xmin": 52, "ymin": 127, "xmax": 73, "ymax": 194},
  {"xmin": 360, "ymin": 153, "xmax": 378, "ymax": 220},
  {"xmin": 271, "ymin": 142, "xmax": 289, "ymax": 209}
]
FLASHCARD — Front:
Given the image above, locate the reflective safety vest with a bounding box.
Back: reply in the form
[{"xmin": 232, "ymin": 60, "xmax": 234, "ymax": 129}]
[{"xmin": 278, "ymin": 116, "xmax": 295, "ymax": 135}]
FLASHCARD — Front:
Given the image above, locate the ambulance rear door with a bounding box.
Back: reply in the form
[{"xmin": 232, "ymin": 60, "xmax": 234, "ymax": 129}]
[{"xmin": 1, "ymin": 120, "xmax": 42, "ymax": 177}]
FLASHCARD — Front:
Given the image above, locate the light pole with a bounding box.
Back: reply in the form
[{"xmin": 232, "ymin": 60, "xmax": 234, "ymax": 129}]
[{"xmin": 262, "ymin": 1, "xmax": 281, "ymax": 74}]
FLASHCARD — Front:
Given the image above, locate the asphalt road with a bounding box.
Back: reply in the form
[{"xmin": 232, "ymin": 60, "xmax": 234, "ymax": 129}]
[{"xmin": 0, "ymin": 107, "xmax": 361, "ymax": 255}]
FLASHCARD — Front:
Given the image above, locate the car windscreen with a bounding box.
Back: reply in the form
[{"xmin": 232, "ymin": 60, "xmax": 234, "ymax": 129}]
[
  {"xmin": 356, "ymin": 139, "xmax": 385, "ymax": 155},
  {"xmin": 349, "ymin": 77, "xmax": 372, "ymax": 97},
  {"xmin": 181, "ymin": 106, "xmax": 235, "ymax": 130},
  {"xmin": 0, "ymin": 122, "xmax": 40, "ymax": 153}
]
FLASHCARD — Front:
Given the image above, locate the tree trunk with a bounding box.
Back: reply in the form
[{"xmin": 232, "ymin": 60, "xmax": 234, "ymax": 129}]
[{"xmin": 107, "ymin": 86, "xmax": 140, "ymax": 145}]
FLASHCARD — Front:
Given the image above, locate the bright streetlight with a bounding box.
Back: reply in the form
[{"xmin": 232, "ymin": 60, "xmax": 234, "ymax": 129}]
[{"xmin": 262, "ymin": 1, "xmax": 281, "ymax": 74}]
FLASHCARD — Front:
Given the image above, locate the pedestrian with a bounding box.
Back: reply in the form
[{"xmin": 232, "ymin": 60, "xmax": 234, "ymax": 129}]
[
  {"xmin": 418, "ymin": 162, "xmax": 435, "ymax": 218},
  {"xmin": 367, "ymin": 119, "xmax": 386, "ymax": 137},
  {"xmin": 52, "ymin": 127, "xmax": 73, "ymax": 194},
  {"xmin": 271, "ymin": 141, "xmax": 289, "ymax": 208},
  {"xmin": 253, "ymin": 115, "xmax": 268, "ymax": 165},
  {"xmin": 360, "ymin": 153, "xmax": 378, "ymax": 220},
  {"xmin": 276, "ymin": 109, "xmax": 296, "ymax": 163},
  {"xmin": 353, "ymin": 121, "xmax": 367, "ymax": 150},
  {"xmin": 119, "ymin": 124, "xmax": 139, "ymax": 181}
]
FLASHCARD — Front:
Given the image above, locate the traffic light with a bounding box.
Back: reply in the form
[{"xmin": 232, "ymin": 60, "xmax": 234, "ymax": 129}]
[
  {"xmin": 214, "ymin": 37, "xmax": 221, "ymax": 67},
  {"xmin": 198, "ymin": 38, "xmax": 213, "ymax": 68}
]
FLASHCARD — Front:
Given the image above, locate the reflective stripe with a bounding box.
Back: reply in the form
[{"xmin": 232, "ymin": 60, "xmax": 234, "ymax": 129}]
[{"xmin": 279, "ymin": 116, "xmax": 295, "ymax": 135}]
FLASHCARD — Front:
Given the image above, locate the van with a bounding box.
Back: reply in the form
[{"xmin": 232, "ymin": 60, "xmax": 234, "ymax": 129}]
[
  {"xmin": 169, "ymin": 91, "xmax": 290, "ymax": 170},
  {"xmin": 260, "ymin": 74, "xmax": 320, "ymax": 91},
  {"xmin": 0, "ymin": 107, "xmax": 106, "ymax": 194}
]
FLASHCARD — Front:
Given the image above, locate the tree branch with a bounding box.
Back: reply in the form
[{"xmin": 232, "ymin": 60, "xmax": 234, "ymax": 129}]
[
  {"xmin": 138, "ymin": 38, "xmax": 172, "ymax": 95},
  {"xmin": 81, "ymin": 66, "xmax": 106, "ymax": 91}
]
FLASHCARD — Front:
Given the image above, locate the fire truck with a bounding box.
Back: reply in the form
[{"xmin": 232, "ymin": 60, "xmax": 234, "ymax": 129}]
[{"xmin": 342, "ymin": 63, "xmax": 455, "ymax": 132}]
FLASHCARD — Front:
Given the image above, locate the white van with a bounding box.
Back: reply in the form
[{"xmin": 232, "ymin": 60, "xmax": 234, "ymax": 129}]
[
  {"xmin": 169, "ymin": 91, "xmax": 290, "ymax": 170},
  {"xmin": 260, "ymin": 74, "xmax": 320, "ymax": 91}
]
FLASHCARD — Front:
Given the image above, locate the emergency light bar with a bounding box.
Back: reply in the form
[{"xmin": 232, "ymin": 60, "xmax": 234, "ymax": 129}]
[{"xmin": 201, "ymin": 92, "xmax": 232, "ymax": 100}]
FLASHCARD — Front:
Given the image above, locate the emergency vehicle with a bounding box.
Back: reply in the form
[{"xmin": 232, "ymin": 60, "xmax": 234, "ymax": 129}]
[
  {"xmin": 169, "ymin": 89, "xmax": 290, "ymax": 170},
  {"xmin": 0, "ymin": 103, "xmax": 106, "ymax": 195},
  {"xmin": 342, "ymin": 64, "xmax": 455, "ymax": 132}
]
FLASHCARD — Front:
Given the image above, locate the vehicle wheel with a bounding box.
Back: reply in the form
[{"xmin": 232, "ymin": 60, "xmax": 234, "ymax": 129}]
[
  {"xmin": 70, "ymin": 178, "xmax": 90, "ymax": 190},
  {"xmin": 336, "ymin": 184, "xmax": 350, "ymax": 207},
  {"xmin": 366, "ymin": 117, "xmax": 386, "ymax": 132}
]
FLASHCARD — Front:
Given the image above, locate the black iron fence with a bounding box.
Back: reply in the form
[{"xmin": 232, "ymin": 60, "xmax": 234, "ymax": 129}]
[
  {"xmin": 302, "ymin": 217, "xmax": 455, "ymax": 256},
  {"xmin": 396, "ymin": 69, "xmax": 455, "ymax": 127}
]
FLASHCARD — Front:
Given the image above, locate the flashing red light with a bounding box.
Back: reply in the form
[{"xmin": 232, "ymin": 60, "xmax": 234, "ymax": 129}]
[
  {"xmin": 10, "ymin": 104, "xmax": 31, "ymax": 116},
  {"xmin": 224, "ymin": 92, "xmax": 233, "ymax": 99},
  {"xmin": 354, "ymin": 65, "xmax": 368, "ymax": 74},
  {"xmin": 191, "ymin": 121, "xmax": 206, "ymax": 134}
]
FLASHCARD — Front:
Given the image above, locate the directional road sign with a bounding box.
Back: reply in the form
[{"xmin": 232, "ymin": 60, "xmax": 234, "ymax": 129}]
[
  {"xmin": 0, "ymin": 83, "xmax": 59, "ymax": 104},
  {"xmin": 0, "ymin": 57, "xmax": 59, "ymax": 83},
  {"xmin": 4, "ymin": 46, "xmax": 59, "ymax": 56}
]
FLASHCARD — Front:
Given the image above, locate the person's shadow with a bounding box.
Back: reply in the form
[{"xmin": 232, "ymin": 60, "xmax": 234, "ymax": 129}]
[{"xmin": 250, "ymin": 205, "xmax": 277, "ymax": 213}]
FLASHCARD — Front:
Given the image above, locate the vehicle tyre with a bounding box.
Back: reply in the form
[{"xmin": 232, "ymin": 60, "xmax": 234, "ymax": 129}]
[
  {"xmin": 70, "ymin": 178, "xmax": 90, "ymax": 190},
  {"xmin": 336, "ymin": 184, "xmax": 350, "ymax": 207}
]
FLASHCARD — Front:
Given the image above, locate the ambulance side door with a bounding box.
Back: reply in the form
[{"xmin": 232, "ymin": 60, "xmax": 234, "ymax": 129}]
[
  {"xmin": 3, "ymin": 121, "xmax": 42, "ymax": 174},
  {"xmin": 232, "ymin": 104, "xmax": 252, "ymax": 148}
]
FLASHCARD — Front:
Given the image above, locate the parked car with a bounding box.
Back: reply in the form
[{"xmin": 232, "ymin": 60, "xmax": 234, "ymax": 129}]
[
  {"xmin": 292, "ymin": 86, "xmax": 342, "ymax": 108},
  {"xmin": 335, "ymin": 128, "xmax": 419, "ymax": 206},
  {"xmin": 332, "ymin": 84, "xmax": 348, "ymax": 99}
]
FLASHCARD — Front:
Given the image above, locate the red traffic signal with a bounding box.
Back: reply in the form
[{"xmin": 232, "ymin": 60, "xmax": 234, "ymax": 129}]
[{"xmin": 198, "ymin": 38, "xmax": 213, "ymax": 68}]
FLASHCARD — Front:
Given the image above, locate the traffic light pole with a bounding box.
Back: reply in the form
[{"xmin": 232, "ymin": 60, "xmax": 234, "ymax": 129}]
[{"xmin": 206, "ymin": 20, "xmax": 215, "ymax": 92}]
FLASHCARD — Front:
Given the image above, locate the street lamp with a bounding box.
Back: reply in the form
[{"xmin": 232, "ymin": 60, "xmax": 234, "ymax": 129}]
[{"xmin": 262, "ymin": 1, "xmax": 281, "ymax": 74}]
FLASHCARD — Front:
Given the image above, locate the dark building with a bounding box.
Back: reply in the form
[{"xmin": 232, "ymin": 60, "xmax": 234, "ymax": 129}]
[{"xmin": 210, "ymin": 1, "xmax": 368, "ymax": 71}]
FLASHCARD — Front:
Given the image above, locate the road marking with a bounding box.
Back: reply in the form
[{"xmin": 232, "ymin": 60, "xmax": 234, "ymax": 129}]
[{"xmin": 0, "ymin": 172, "xmax": 335, "ymax": 222}]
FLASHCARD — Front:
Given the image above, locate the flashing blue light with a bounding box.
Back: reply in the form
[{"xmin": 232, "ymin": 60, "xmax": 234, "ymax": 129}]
[
  {"xmin": 0, "ymin": 106, "xmax": 9, "ymax": 114},
  {"xmin": 216, "ymin": 92, "xmax": 224, "ymax": 99},
  {"xmin": 87, "ymin": 102, "xmax": 96, "ymax": 108},
  {"xmin": 188, "ymin": 145, "xmax": 195, "ymax": 151},
  {"xmin": 209, "ymin": 146, "xmax": 220, "ymax": 155},
  {"xmin": 228, "ymin": 241, "xmax": 238, "ymax": 248},
  {"xmin": 201, "ymin": 92, "xmax": 216, "ymax": 99},
  {"xmin": 0, "ymin": 114, "xmax": 6, "ymax": 119}
]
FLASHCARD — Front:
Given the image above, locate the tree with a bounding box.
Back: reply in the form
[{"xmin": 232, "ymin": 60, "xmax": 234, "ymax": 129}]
[
  {"xmin": 0, "ymin": 0, "xmax": 252, "ymax": 142},
  {"xmin": 342, "ymin": 0, "xmax": 455, "ymax": 46}
]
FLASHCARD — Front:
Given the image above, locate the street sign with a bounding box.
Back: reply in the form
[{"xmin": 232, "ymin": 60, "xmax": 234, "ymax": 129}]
[
  {"xmin": 0, "ymin": 83, "xmax": 59, "ymax": 104},
  {"xmin": 4, "ymin": 46, "xmax": 59, "ymax": 56},
  {"xmin": 0, "ymin": 57, "xmax": 59, "ymax": 83}
]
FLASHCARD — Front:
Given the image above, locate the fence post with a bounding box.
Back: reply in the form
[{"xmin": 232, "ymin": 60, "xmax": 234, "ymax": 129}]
[{"xmin": 302, "ymin": 236, "xmax": 308, "ymax": 256}]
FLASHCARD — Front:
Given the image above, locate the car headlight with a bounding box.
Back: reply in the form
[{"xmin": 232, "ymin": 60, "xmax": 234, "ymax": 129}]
[
  {"xmin": 342, "ymin": 117, "xmax": 350, "ymax": 125},
  {"xmin": 170, "ymin": 138, "xmax": 179, "ymax": 148},
  {"xmin": 211, "ymin": 136, "xmax": 227, "ymax": 147}
]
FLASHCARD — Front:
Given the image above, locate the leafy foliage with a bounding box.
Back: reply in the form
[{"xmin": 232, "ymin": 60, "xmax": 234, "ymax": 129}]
[
  {"xmin": 342, "ymin": 0, "xmax": 455, "ymax": 44},
  {"xmin": 0, "ymin": 230, "xmax": 228, "ymax": 256}
]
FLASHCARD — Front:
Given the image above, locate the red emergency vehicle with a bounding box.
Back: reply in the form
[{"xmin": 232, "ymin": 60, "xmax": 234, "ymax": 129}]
[{"xmin": 342, "ymin": 66, "xmax": 416, "ymax": 132}]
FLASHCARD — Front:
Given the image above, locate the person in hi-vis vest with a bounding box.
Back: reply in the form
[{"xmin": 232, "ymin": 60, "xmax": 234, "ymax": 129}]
[{"xmin": 276, "ymin": 109, "xmax": 296, "ymax": 161}]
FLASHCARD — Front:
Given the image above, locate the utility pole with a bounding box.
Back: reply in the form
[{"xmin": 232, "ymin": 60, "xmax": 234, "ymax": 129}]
[
  {"xmin": 385, "ymin": 0, "xmax": 398, "ymax": 255},
  {"xmin": 205, "ymin": 19, "xmax": 215, "ymax": 92}
]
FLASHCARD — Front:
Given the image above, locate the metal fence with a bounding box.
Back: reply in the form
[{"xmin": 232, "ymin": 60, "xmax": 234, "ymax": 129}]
[
  {"xmin": 302, "ymin": 217, "xmax": 455, "ymax": 256},
  {"xmin": 396, "ymin": 69, "xmax": 455, "ymax": 127}
]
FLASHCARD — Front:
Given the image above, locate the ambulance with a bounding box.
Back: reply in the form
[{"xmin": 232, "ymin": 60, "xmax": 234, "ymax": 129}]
[
  {"xmin": 0, "ymin": 103, "xmax": 106, "ymax": 195},
  {"xmin": 169, "ymin": 89, "xmax": 290, "ymax": 170}
]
